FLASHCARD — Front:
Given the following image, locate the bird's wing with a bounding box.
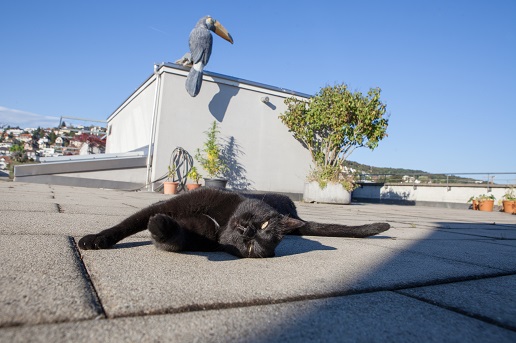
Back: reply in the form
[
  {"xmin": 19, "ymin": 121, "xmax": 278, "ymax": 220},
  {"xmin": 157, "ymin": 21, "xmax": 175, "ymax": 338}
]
[{"xmin": 189, "ymin": 27, "xmax": 213, "ymax": 66}]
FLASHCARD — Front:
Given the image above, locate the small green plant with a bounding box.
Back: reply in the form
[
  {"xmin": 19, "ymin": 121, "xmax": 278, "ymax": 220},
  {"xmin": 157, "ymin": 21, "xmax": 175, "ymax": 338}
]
[
  {"xmin": 195, "ymin": 121, "xmax": 227, "ymax": 178},
  {"xmin": 502, "ymin": 188, "xmax": 516, "ymax": 201},
  {"xmin": 468, "ymin": 194, "xmax": 495, "ymax": 203},
  {"xmin": 308, "ymin": 165, "xmax": 356, "ymax": 191},
  {"xmin": 187, "ymin": 166, "xmax": 202, "ymax": 184},
  {"xmin": 167, "ymin": 164, "xmax": 177, "ymax": 181}
]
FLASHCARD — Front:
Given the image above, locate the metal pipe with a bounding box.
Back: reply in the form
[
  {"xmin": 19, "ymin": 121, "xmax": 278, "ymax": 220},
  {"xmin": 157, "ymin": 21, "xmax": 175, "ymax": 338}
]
[{"xmin": 145, "ymin": 64, "xmax": 162, "ymax": 191}]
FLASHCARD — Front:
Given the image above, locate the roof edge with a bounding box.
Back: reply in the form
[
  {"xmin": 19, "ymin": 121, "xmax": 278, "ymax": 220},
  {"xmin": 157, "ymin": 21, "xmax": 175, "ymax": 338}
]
[
  {"xmin": 107, "ymin": 63, "xmax": 312, "ymax": 121},
  {"xmin": 160, "ymin": 62, "xmax": 312, "ymax": 99}
]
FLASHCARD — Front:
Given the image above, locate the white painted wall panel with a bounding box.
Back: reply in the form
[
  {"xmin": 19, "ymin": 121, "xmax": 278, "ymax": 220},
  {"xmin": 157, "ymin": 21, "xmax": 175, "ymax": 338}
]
[
  {"xmin": 106, "ymin": 78, "xmax": 156, "ymax": 154},
  {"xmin": 108, "ymin": 64, "xmax": 312, "ymax": 194}
]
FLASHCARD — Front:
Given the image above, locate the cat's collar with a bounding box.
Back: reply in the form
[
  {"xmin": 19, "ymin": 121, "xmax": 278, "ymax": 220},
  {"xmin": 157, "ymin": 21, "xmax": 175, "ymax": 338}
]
[{"xmin": 202, "ymin": 214, "xmax": 220, "ymax": 231}]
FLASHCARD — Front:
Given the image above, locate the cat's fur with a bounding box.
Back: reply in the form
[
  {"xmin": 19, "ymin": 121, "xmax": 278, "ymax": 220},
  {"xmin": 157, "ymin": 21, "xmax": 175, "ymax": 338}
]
[{"xmin": 79, "ymin": 188, "xmax": 390, "ymax": 258}]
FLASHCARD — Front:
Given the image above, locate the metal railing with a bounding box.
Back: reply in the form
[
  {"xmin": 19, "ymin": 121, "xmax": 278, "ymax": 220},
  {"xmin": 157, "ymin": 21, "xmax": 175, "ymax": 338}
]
[{"xmin": 355, "ymin": 172, "xmax": 516, "ymax": 189}]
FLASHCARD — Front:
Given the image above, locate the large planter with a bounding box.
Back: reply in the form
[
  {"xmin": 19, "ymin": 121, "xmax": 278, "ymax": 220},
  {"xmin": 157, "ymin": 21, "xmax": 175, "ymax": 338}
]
[
  {"xmin": 204, "ymin": 178, "xmax": 228, "ymax": 189},
  {"xmin": 303, "ymin": 181, "xmax": 351, "ymax": 204},
  {"xmin": 163, "ymin": 181, "xmax": 179, "ymax": 195},
  {"xmin": 502, "ymin": 200, "xmax": 516, "ymax": 214},
  {"xmin": 478, "ymin": 200, "xmax": 494, "ymax": 212}
]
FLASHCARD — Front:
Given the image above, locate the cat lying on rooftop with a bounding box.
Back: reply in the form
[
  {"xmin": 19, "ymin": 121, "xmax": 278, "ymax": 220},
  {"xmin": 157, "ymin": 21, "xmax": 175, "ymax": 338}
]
[{"xmin": 79, "ymin": 188, "xmax": 390, "ymax": 258}]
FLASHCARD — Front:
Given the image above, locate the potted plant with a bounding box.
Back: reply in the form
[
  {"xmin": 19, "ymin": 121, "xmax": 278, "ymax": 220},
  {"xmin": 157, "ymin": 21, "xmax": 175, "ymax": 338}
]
[
  {"xmin": 163, "ymin": 164, "xmax": 179, "ymax": 194},
  {"xmin": 195, "ymin": 121, "xmax": 228, "ymax": 189},
  {"xmin": 186, "ymin": 166, "xmax": 202, "ymax": 191},
  {"xmin": 501, "ymin": 188, "xmax": 516, "ymax": 214},
  {"xmin": 468, "ymin": 194, "xmax": 496, "ymax": 212},
  {"xmin": 468, "ymin": 196, "xmax": 480, "ymax": 210},
  {"xmin": 280, "ymin": 83, "xmax": 389, "ymax": 204}
]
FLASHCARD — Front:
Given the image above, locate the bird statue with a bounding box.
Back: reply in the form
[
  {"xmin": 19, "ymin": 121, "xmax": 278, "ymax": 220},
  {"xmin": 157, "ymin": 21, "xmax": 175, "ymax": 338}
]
[{"xmin": 185, "ymin": 16, "xmax": 233, "ymax": 97}]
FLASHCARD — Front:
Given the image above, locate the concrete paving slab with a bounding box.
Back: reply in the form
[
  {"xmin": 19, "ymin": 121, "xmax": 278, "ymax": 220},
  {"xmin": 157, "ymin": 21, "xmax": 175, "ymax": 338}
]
[
  {"xmin": 2, "ymin": 291, "xmax": 515, "ymax": 343},
  {"xmin": 0, "ymin": 190, "xmax": 54, "ymax": 199},
  {"xmin": 80, "ymin": 235, "xmax": 499, "ymax": 318},
  {"xmin": 367, "ymin": 210, "xmax": 516, "ymax": 226},
  {"xmin": 57, "ymin": 203, "xmax": 143, "ymax": 216},
  {"xmin": 0, "ymin": 234, "xmax": 102, "ymax": 326},
  {"xmin": 0, "ymin": 201, "xmax": 58, "ymax": 213},
  {"xmin": 398, "ymin": 275, "xmax": 516, "ymax": 330},
  {"xmin": 362, "ymin": 234, "xmax": 516, "ymax": 271},
  {"xmin": 482, "ymin": 239, "xmax": 516, "ymax": 248},
  {"xmin": 0, "ymin": 182, "xmax": 52, "ymax": 193},
  {"xmin": 374, "ymin": 226, "xmax": 497, "ymax": 241},
  {"xmin": 437, "ymin": 227, "xmax": 516, "ymax": 240},
  {"xmin": 296, "ymin": 203, "xmax": 516, "ymax": 230},
  {"xmin": 2, "ymin": 182, "xmax": 516, "ymax": 342},
  {"xmin": 0, "ymin": 211, "xmax": 144, "ymax": 237}
]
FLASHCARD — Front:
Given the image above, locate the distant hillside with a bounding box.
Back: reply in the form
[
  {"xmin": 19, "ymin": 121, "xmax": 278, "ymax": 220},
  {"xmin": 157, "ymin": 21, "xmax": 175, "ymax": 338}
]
[
  {"xmin": 343, "ymin": 160, "xmax": 427, "ymax": 175},
  {"xmin": 343, "ymin": 161, "xmax": 480, "ymax": 184}
]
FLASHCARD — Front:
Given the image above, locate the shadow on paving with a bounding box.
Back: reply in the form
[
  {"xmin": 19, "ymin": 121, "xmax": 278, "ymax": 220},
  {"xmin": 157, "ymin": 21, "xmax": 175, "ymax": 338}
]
[
  {"xmin": 80, "ymin": 216, "xmax": 516, "ymax": 341},
  {"xmin": 111, "ymin": 236, "xmax": 337, "ymax": 261},
  {"xmin": 239, "ymin": 218, "xmax": 516, "ymax": 341}
]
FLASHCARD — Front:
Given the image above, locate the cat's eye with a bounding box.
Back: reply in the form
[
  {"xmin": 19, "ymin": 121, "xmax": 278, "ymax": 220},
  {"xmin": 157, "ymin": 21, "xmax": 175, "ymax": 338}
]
[{"xmin": 261, "ymin": 221, "xmax": 269, "ymax": 230}]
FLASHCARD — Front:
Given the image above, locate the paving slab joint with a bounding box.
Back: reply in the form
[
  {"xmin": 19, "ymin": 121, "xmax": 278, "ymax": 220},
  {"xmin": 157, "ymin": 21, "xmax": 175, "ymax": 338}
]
[
  {"xmin": 67, "ymin": 236, "xmax": 107, "ymax": 319},
  {"xmin": 395, "ymin": 290, "xmax": 516, "ymax": 332},
  {"xmin": 390, "ymin": 272, "xmax": 516, "ymax": 293},
  {"xmin": 55, "ymin": 203, "xmax": 64, "ymax": 213}
]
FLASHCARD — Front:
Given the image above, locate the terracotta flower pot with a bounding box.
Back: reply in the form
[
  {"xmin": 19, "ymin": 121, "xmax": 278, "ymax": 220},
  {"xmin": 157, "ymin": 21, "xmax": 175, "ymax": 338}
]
[
  {"xmin": 163, "ymin": 181, "xmax": 179, "ymax": 195},
  {"xmin": 471, "ymin": 200, "xmax": 479, "ymax": 210},
  {"xmin": 478, "ymin": 200, "xmax": 494, "ymax": 212},
  {"xmin": 502, "ymin": 200, "xmax": 516, "ymax": 214},
  {"xmin": 186, "ymin": 183, "xmax": 201, "ymax": 191}
]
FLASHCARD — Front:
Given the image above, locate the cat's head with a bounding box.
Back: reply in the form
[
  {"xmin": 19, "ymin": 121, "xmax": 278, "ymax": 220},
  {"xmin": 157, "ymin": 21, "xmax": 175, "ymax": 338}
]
[{"xmin": 219, "ymin": 199, "xmax": 304, "ymax": 258}]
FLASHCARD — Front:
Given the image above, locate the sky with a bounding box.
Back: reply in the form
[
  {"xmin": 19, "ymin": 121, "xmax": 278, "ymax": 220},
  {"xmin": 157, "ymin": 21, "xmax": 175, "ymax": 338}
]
[{"xmin": 1, "ymin": 0, "xmax": 515, "ymax": 174}]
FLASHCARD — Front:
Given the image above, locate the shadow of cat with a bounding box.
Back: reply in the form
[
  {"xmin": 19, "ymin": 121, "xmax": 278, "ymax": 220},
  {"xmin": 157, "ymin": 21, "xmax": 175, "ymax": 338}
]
[
  {"xmin": 111, "ymin": 236, "xmax": 337, "ymax": 261},
  {"xmin": 275, "ymin": 236, "xmax": 337, "ymax": 257},
  {"xmin": 112, "ymin": 241, "xmax": 153, "ymax": 249}
]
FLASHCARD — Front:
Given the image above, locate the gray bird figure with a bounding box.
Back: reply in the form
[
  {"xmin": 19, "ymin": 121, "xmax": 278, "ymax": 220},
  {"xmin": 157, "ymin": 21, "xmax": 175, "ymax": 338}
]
[{"xmin": 185, "ymin": 16, "xmax": 233, "ymax": 97}]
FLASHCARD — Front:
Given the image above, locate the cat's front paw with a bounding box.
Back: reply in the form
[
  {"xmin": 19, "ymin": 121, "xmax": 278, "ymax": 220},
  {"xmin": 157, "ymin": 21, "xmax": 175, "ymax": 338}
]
[{"xmin": 78, "ymin": 234, "xmax": 110, "ymax": 250}]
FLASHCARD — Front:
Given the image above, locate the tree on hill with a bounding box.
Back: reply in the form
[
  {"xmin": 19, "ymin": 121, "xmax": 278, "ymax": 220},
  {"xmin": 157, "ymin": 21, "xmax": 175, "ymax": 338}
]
[{"xmin": 9, "ymin": 143, "xmax": 26, "ymax": 162}]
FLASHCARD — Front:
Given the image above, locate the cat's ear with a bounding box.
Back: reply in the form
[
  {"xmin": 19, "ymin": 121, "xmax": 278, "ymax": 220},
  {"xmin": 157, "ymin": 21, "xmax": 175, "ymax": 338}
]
[{"xmin": 280, "ymin": 216, "xmax": 305, "ymax": 233}]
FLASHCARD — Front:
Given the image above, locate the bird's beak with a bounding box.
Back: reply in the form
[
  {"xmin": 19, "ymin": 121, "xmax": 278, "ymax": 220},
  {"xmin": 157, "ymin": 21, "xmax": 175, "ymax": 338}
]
[{"xmin": 214, "ymin": 21, "xmax": 233, "ymax": 44}]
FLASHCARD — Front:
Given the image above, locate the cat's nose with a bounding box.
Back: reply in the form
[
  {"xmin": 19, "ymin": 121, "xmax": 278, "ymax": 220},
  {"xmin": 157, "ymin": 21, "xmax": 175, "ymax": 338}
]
[{"xmin": 243, "ymin": 227, "xmax": 256, "ymax": 238}]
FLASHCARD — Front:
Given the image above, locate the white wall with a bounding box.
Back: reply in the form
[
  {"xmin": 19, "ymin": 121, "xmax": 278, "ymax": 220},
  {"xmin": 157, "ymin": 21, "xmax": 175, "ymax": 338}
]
[
  {"xmin": 108, "ymin": 64, "xmax": 312, "ymax": 194},
  {"xmin": 106, "ymin": 76, "xmax": 157, "ymax": 154},
  {"xmin": 354, "ymin": 183, "xmax": 510, "ymax": 207}
]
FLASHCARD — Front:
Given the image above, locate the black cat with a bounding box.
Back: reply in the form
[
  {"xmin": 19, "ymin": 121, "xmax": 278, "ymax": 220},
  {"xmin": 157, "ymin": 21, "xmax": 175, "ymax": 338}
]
[{"xmin": 78, "ymin": 188, "xmax": 390, "ymax": 258}]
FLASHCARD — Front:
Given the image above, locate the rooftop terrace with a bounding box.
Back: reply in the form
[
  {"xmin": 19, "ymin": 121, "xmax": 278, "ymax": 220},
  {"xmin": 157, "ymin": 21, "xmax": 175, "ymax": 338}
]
[{"xmin": 1, "ymin": 181, "xmax": 515, "ymax": 342}]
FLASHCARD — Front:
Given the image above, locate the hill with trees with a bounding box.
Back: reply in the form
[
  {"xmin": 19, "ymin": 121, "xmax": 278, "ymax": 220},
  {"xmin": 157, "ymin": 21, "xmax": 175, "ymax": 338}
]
[{"xmin": 343, "ymin": 160, "xmax": 480, "ymax": 184}]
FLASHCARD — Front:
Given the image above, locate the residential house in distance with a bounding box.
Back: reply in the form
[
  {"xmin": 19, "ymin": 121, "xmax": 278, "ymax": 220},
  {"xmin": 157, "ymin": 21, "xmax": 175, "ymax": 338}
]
[
  {"xmin": 0, "ymin": 143, "xmax": 12, "ymax": 156},
  {"xmin": 54, "ymin": 136, "xmax": 67, "ymax": 146},
  {"xmin": 37, "ymin": 137, "xmax": 49, "ymax": 150},
  {"xmin": 0, "ymin": 156, "xmax": 11, "ymax": 170},
  {"xmin": 19, "ymin": 133, "xmax": 33, "ymax": 143},
  {"xmin": 5, "ymin": 129, "xmax": 23, "ymax": 138}
]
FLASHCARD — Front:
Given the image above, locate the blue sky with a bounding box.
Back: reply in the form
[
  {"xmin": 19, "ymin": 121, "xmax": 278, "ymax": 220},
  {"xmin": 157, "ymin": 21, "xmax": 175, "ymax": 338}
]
[{"xmin": 1, "ymin": 0, "xmax": 515, "ymax": 173}]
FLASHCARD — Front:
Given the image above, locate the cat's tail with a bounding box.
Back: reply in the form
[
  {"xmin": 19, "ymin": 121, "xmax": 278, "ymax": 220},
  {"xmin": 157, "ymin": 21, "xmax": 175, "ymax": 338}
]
[{"xmin": 291, "ymin": 221, "xmax": 390, "ymax": 238}]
